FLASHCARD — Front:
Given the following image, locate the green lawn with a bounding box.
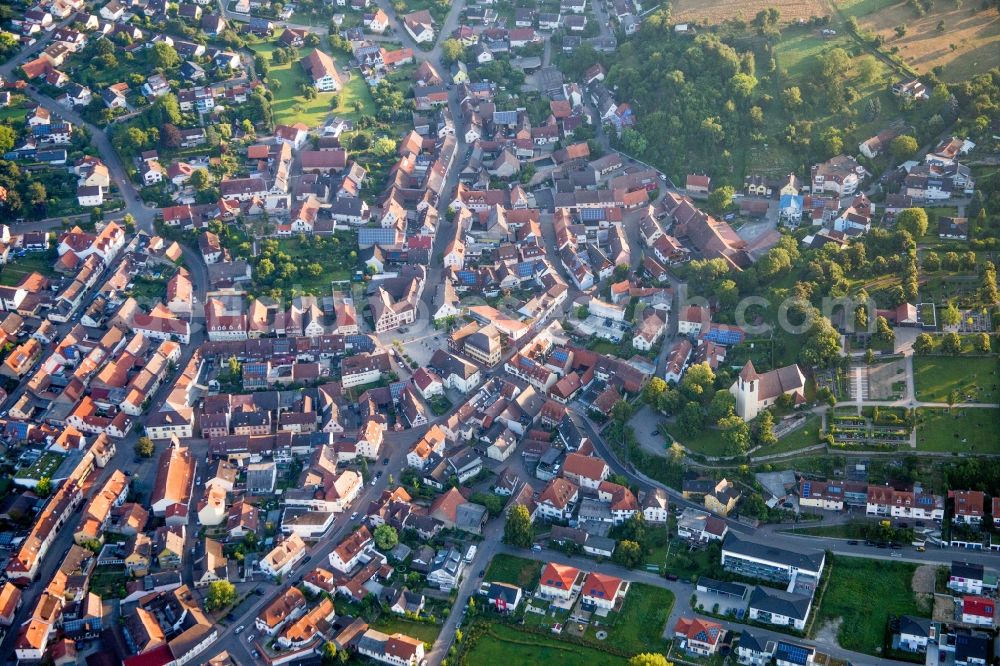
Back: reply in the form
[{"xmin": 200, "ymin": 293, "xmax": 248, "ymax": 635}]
[
  {"xmin": 598, "ymin": 583, "xmax": 674, "ymax": 655},
  {"xmin": 371, "ymin": 616, "xmax": 441, "ymax": 643},
  {"xmin": 485, "ymin": 554, "xmax": 542, "ymax": 590},
  {"xmin": 337, "ymin": 73, "xmax": 377, "ymax": 122},
  {"xmin": 0, "ymin": 96, "xmax": 29, "ymax": 123},
  {"xmin": 251, "ymin": 42, "xmax": 375, "ymax": 127},
  {"xmin": 915, "ymin": 408, "xmax": 1000, "ymax": 453},
  {"xmin": 663, "ymin": 424, "xmax": 728, "ymax": 458},
  {"xmin": 464, "ymin": 624, "xmax": 629, "ymax": 666},
  {"xmin": 89, "ymin": 566, "xmax": 128, "ymax": 598},
  {"xmin": 762, "ymin": 414, "xmax": 823, "ymax": 456},
  {"xmin": 836, "ymin": 0, "xmax": 896, "ymax": 18},
  {"xmin": 0, "ymin": 252, "xmax": 57, "ymax": 286},
  {"xmin": 913, "ymin": 356, "xmax": 1000, "ymax": 403},
  {"xmin": 816, "ymin": 556, "xmax": 928, "ymax": 655},
  {"xmin": 663, "ymin": 540, "xmax": 722, "ymax": 584}
]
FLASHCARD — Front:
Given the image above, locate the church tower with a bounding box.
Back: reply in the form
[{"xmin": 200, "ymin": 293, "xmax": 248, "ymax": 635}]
[{"xmin": 731, "ymin": 361, "xmax": 760, "ymax": 420}]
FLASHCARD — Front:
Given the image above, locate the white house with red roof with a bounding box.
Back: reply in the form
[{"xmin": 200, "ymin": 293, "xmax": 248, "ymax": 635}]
[
  {"xmin": 580, "ymin": 572, "xmax": 625, "ymax": 611},
  {"xmin": 538, "ymin": 562, "xmax": 582, "ymax": 601},
  {"xmin": 962, "ymin": 596, "xmax": 995, "ymax": 626},
  {"xmin": 561, "ymin": 452, "xmax": 608, "ymax": 489},
  {"xmin": 675, "ymin": 616, "xmax": 724, "ymax": 656}
]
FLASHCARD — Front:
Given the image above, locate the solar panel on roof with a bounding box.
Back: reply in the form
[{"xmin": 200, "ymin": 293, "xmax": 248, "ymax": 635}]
[
  {"xmin": 705, "ymin": 329, "xmax": 742, "ymax": 345},
  {"xmin": 580, "ymin": 208, "xmax": 604, "ymax": 220},
  {"xmin": 389, "ymin": 381, "xmax": 406, "ymax": 401},
  {"xmin": 552, "ymin": 349, "xmax": 569, "ymax": 362},
  {"xmin": 516, "ymin": 262, "xmax": 535, "ymax": 277},
  {"xmin": 801, "ymin": 482, "xmax": 812, "ymax": 496},
  {"xmin": 493, "ymin": 110, "xmax": 518, "ymax": 125},
  {"xmin": 775, "ymin": 643, "xmax": 812, "ymax": 665}
]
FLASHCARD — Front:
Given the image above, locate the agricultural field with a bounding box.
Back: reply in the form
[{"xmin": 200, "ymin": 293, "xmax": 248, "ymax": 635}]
[
  {"xmin": 670, "ymin": 0, "xmax": 836, "ymax": 25},
  {"xmin": 848, "ymin": 0, "xmax": 1000, "ymax": 81}
]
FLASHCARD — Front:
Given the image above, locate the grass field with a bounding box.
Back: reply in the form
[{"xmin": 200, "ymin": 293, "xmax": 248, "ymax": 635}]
[
  {"xmin": 465, "ymin": 624, "xmax": 630, "ymax": 666},
  {"xmin": 372, "ymin": 616, "xmax": 441, "ymax": 643},
  {"xmin": 816, "ymin": 556, "xmax": 928, "ymax": 655},
  {"xmin": 913, "ymin": 356, "xmax": 999, "ymax": 403},
  {"xmin": 0, "ymin": 253, "xmax": 57, "ymax": 286},
  {"xmin": 251, "ymin": 43, "xmax": 375, "ymax": 127},
  {"xmin": 485, "ymin": 554, "xmax": 542, "ymax": 590},
  {"xmin": 664, "ymin": 424, "xmax": 729, "ymax": 458},
  {"xmin": 599, "ymin": 583, "xmax": 674, "ymax": 655},
  {"xmin": 854, "ymin": 1, "xmax": 1000, "ymax": 81},
  {"xmin": 761, "ymin": 414, "xmax": 823, "ymax": 456},
  {"xmin": 915, "ymin": 408, "xmax": 1000, "ymax": 453},
  {"xmin": 670, "ymin": 0, "xmax": 834, "ymax": 24}
]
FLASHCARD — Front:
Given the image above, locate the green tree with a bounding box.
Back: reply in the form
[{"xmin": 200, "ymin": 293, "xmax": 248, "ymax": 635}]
[
  {"xmin": 707, "ymin": 389, "xmax": 735, "ymax": 424},
  {"xmin": 612, "ymin": 539, "xmax": 642, "ymax": 568},
  {"xmin": 150, "ymin": 42, "xmax": 180, "ymax": 70},
  {"xmin": 321, "ymin": 642, "xmax": 338, "ymax": 665},
  {"xmin": 876, "ymin": 316, "xmax": 895, "ymax": 344},
  {"xmin": 941, "ymin": 331, "xmax": 962, "ymax": 355},
  {"xmin": 629, "ymin": 654, "xmax": 672, "ymax": 666},
  {"xmin": 0, "ymin": 126, "xmax": 15, "ymax": 155},
  {"xmin": 890, "ymin": 135, "xmax": 918, "ymax": 160},
  {"xmin": 27, "ymin": 181, "xmax": 47, "ymax": 210},
  {"xmin": 719, "ymin": 414, "xmax": 751, "ymax": 456},
  {"xmin": 504, "ymin": 504, "xmax": 533, "ymax": 548},
  {"xmin": 373, "ymin": 524, "xmax": 399, "ymax": 551},
  {"xmin": 913, "ymin": 333, "xmax": 935, "ymax": 355},
  {"xmin": 644, "ymin": 378, "xmax": 668, "ymax": 406},
  {"xmin": 205, "ymin": 581, "xmax": 237, "ymax": 611},
  {"xmin": 371, "ymin": 136, "xmax": 397, "ymax": 157},
  {"xmin": 676, "ymin": 401, "xmax": 704, "ymax": 437},
  {"xmin": 680, "ymin": 363, "xmax": 715, "ymax": 404},
  {"xmin": 135, "ymin": 436, "xmax": 154, "ymax": 457},
  {"xmin": 621, "ymin": 127, "xmax": 648, "ymax": 155},
  {"xmin": 980, "ymin": 262, "xmax": 998, "ymax": 305},
  {"xmin": 36, "ymin": 477, "xmax": 52, "ymax": 497},
  {"xmin": 754, "ymin": 410, "xmax": 777, "ymax": 447},
  {"xmin": 974, "ymin": 333, "xmax": 991, "ymax": 354},
  {"xmin": 923, "ymin": 251, "xmax": 940, "ymax": 272},
  {"xmin": 189, "ymin": 168, "xmax": 211, "ymax": 190},
  {"xmin": 471, "ymin": 492, "xmax": 504, "ymax": 517},
  {"xmin": 939, "ymin": 301, "xmax": 962, "ymax": 328},
  {"xmin": 440, "ymin": 38, "xmax": 465, "ymax": 64},
  {"xmin": 610, "ymin": 400, "xmax": 634, "ymax": 425},
  {"xmin": 782, "ymin": 86, "xmax": 803, "ymax": 110},
  {"xmin": 896, "ymin": 208, "xmax": 929, "ymax": 238},
  {"xmin": 706, "ymin": 185, "xmax": 734, "ymax": 215}
]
